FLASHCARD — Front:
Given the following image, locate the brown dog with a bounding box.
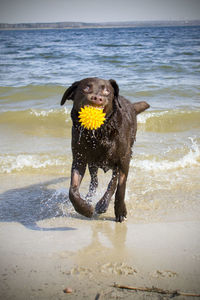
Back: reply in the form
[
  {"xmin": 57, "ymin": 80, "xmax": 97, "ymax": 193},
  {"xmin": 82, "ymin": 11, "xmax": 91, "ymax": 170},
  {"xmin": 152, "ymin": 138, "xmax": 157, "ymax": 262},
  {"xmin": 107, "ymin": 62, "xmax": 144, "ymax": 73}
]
[{"xmin": 61, "ymin": 77, "xmax": 149, "ymax": 222}]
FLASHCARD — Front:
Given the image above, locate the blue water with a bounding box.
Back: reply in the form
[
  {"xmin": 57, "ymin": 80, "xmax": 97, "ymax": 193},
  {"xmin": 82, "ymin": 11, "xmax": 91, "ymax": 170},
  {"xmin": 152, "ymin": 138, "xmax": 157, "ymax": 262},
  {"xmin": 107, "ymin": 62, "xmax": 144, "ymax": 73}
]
[{"xmin": 1, "ymin": 26, "xmax": 200, "ymax": 109}]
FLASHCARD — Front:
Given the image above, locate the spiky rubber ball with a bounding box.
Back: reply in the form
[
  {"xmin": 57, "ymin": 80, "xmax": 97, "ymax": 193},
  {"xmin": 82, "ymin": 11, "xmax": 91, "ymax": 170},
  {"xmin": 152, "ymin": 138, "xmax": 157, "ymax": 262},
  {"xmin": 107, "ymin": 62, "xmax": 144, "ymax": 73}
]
[{"xmin": 78, "ymin": 106, "xmax": 106, "ymax": 130}]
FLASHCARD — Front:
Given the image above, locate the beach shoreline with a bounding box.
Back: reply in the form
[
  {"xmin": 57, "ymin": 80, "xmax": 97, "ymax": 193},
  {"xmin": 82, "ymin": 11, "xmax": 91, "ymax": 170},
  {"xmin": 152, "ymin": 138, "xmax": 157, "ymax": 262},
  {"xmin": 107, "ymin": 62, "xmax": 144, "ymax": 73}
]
[
  {"xmin": 0, "ymin": 220, "xmax": 200, "ymax": 299},
  {"xmin": 0, "ymin": 175, "xmax": 200, "ymax": 300}
]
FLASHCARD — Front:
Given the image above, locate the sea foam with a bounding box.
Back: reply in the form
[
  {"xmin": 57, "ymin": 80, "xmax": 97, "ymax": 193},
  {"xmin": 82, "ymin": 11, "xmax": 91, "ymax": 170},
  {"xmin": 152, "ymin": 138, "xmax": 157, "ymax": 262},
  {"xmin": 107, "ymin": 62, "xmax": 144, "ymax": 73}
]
[
  {"xmin": 137, "ymin": 111, "xmax": 168, "ymax": 124},
  {"xmin": 30, "ymin": 107, "xmax": 70, "ymax": 117},
  {"xmin": 0, "ymin": 154, "xmax": 64, "ymax": 174},
  {"xmin": 131, "ymin": 138, "xmax": 200, "ymax": 171}
]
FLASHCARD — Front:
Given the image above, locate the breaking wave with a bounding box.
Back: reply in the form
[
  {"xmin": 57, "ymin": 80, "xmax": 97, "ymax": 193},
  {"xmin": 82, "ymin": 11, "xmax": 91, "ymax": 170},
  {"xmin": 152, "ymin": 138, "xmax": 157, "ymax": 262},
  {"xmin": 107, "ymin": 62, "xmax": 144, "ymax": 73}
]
[
  {"xmin": 0, "ymin": 153, "xmax": 67, "ymax": 174},
  {"xmin": 137, "ymin": 110, "xmax": 200, "ymax": 132},
  {"xmin": 0, "ymin": 108, "xmax": 199, "ymax": 134},
  {"xmin": 1, "ymin": 138, "xmax": 199, "ymax": 174},
  {"xmin": 131, "ymin": 137, "xmax": 200, "ymax": 171}
]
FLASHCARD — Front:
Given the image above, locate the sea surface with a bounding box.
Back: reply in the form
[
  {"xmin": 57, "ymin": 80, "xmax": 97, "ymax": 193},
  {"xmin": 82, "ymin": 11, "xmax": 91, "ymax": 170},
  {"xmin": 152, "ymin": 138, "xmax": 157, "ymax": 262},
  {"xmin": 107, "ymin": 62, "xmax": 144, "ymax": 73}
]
[{"xmin": 0, "ymin": 26, "xmax": 200, "ymax": 224}]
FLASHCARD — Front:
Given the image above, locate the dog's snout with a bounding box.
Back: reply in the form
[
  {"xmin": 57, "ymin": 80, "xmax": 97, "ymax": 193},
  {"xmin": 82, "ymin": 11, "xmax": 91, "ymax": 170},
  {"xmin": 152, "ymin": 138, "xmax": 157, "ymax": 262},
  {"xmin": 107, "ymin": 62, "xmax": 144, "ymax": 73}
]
[{"xmin": 90, "ymin": 95, "xmax": 103, "ymax": 105}]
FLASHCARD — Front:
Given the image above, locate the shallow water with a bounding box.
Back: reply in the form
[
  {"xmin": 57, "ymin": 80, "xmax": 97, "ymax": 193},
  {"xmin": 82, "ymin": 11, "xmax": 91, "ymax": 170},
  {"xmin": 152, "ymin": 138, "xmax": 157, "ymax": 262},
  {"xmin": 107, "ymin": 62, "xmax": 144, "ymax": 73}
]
[{"xmin": 0, "ymin": 26, "xmax": 200, "ymax": 224}]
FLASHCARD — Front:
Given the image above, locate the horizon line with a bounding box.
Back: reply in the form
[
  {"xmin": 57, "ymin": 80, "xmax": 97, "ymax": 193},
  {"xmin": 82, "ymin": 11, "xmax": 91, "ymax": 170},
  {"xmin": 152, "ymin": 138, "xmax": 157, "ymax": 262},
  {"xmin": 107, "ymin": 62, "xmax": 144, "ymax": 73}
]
[{"xmin": 1, "ymin": 19, "xmax": 200, "ymax": 25}]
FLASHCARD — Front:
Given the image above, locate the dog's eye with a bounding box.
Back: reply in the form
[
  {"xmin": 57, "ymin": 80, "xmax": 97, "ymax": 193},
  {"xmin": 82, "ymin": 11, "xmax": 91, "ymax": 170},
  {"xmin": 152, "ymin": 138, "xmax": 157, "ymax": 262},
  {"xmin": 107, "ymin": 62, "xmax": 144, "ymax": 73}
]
[
  {"xmin": 102, "ymin": 88, "xmax": 110, "ymax": 96},
  {"xmin": 83, "ymin": 86, "xmax": 92, "ymax": 93}
]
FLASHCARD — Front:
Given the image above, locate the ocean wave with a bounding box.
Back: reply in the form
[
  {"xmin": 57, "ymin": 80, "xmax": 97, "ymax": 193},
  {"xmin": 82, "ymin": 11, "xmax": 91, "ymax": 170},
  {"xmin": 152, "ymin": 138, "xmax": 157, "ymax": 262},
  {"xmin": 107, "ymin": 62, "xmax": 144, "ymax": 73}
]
[
  {"xmin": 1, "ymin": 84, "xmax": 199, "ymax": 108},
  {"xmin": 0, "ymin": 108, "xmax": 199, "ymax": 134},
  {"xmin": 125, "ymin": 84, "xmax": 200, "ymax": 101},
  {"xmin": 0, "ymin": 153, "xmax": 66, "ymax": 174},
  {"xmin": 0, "ymin": 107, "xmax": 71, "ymax": 137},
  {"xmin": 131, "ymin": 138, "xmax": 200, "ymax": 171},
  {"xmin": 0, "ymin": 85, "xmax": 65, "ymax": 103},
  {"xmin": 0, "ymin": 107, "xmax": 70, "ymax": 124},
  {"xmin": 30, "ymin": 107, "xmax": 70, "ymax": 117},
  {"xmin": 98, "ymin": 43, "xmax": 132, "ymax": 47},
  {"xmin": 137, "ymin": 111, "xmax": 168, "ymax": 124},
  {"xmin": 137, "ymin": 110, "xmax": 200, "ymax": 132},
  {"xmin": 1, "ymin": 139, "xmax": 199, "ymax": 174}
]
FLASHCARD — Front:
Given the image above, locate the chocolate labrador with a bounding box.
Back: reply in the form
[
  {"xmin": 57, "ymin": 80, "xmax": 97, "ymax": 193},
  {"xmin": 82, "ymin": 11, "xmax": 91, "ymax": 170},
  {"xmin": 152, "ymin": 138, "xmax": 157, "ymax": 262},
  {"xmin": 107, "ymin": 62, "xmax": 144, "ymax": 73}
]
[{"xmin": 61, "ymin": 77, "xmax": 149, "ymax": 222}]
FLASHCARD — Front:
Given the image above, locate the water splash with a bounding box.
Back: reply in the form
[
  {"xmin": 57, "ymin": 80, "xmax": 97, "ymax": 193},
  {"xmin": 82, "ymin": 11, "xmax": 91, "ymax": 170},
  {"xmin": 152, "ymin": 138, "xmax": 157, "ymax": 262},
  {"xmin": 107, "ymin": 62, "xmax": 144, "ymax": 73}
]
[{"xmin": 40, "ymin": 187, "xmax": 71, "ymax": 218}]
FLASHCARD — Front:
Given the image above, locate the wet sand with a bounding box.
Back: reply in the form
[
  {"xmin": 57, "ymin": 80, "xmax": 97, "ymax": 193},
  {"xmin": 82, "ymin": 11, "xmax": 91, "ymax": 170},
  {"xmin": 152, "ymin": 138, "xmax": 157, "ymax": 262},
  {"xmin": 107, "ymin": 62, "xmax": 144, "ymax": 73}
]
[{"xmin": 0, "ymin": 175, "xmax": 200, "ymax": 300}]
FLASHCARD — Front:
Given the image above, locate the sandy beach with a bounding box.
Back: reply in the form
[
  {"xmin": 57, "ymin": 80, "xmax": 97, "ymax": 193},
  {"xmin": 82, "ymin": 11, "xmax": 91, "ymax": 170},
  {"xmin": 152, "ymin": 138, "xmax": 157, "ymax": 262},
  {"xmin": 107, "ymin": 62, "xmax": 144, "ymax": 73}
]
[{"xmin": 0, "ymin": 175, "xmax": 200, "ymax": 300}]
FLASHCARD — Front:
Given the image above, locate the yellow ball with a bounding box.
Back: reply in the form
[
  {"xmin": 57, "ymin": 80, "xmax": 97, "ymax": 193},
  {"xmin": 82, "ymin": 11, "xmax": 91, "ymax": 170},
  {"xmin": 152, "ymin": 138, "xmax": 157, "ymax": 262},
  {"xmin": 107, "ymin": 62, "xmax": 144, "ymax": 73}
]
[{"xmin": 78, "ymin": 106, "xmax": 106, "ymax": 130}]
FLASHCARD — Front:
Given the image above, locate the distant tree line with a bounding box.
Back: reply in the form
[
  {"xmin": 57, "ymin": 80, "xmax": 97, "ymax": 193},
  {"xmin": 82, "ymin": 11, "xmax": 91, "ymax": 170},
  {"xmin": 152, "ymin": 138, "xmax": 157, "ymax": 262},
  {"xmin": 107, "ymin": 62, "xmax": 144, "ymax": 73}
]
[{"xmin": 0, "ymin": 20, "xmax": 199, "ymax": 30}]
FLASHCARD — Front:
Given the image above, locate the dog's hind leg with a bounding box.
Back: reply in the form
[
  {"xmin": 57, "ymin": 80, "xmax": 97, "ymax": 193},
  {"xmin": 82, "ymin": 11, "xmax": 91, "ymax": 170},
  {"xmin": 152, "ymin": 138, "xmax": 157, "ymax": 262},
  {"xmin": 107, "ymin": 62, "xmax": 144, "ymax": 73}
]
[
  {"xmin": 95, "ymin": 168, "xmax": 118, "ymax": 214},
  {"xmin": 86, "ymin": 164, "xmax": 98, "ymax": 200}
]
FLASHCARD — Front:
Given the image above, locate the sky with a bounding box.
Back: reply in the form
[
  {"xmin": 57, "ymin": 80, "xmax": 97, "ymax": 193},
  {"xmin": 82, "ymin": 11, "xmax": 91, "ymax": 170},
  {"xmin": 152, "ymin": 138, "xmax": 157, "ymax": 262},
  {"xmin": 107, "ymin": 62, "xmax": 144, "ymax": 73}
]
[{"xmin": 0, "ymin": 0, "xmax": 200, "ymax": 24}]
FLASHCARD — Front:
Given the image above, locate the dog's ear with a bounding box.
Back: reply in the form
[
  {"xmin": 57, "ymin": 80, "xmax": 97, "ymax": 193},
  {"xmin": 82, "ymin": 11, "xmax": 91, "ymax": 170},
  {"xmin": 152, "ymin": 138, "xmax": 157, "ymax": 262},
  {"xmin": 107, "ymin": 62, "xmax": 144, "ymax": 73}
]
[
  {"xmin": 60, "ymin": 81, "xmax": 80, "ymax": 105},
  {"xmin": 133, "ymin": 101, "xmax": 150, "ymax": 115},
  {"xmin": 109, "ymin": 79, "xmax": 119, "ymax": 98},
  {"xmin": 109, "ymin": 79, "xmax": 121, "ymax": 108}
]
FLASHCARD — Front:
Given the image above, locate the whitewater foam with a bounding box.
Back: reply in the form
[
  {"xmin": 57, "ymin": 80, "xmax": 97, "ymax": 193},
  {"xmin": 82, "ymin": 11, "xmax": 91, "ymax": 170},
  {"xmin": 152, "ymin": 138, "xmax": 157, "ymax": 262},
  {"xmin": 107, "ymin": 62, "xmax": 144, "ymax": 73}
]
[
  {"xmin": 1, "ymin": 137, "xmax": 199, "ymax": 175},
  {"xmin": 137, "ymin": 111, "xmax": 169, "ymax": 124},
  {"xmin": 0, "ymin": 154, "xmax": 64, "ymax": 174},
  {"xmin": 30, "ymin": 109, "xmax": 54, "ymax": 117},
  {"xmin": 131, "ymin": 137, "xmax": 200, "ymax": 171},
  {"xmin": 30, "ymin": 107, "xmax": 70, "ymax": 117}
]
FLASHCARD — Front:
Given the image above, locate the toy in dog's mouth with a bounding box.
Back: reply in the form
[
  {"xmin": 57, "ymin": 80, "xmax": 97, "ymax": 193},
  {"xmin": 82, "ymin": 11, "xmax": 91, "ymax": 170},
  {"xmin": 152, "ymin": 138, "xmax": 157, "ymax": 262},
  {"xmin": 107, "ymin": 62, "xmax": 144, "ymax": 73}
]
[{"xmin": 78, "ymin": 105, "xmax": 106, "ymax": 130}]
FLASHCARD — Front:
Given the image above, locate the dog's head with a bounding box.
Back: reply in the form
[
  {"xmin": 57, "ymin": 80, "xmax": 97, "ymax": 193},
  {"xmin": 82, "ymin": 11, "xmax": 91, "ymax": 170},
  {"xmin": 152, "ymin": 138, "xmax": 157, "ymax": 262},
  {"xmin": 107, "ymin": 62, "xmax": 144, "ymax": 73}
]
[{"xmin": 60, "ymin": 77, "xmax": 119, "ymax": 115}]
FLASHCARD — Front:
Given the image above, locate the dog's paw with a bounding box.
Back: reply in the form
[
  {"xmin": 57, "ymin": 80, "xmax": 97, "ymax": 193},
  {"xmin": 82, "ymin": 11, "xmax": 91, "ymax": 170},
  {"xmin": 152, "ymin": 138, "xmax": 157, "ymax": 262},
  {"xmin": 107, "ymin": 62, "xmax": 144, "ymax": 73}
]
[
  {"xmin": 115, "ymin": 215, "xmax": 127, "ymax": 223},
  {"xmin": 115, "ymin": 203, "xmax": 127, "ymax": 222},
  {"xmin": 95, "ymin": 197, "xmax": 109, "ymax": 214}
]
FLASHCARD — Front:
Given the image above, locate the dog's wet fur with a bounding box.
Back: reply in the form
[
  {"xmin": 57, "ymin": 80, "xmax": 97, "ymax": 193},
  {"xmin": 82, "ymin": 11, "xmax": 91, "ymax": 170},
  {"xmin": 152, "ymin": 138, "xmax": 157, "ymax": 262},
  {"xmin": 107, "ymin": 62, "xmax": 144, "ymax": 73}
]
[{"xmin": 61, "ymin": 77, "xmax": 149, "ymax": 222}]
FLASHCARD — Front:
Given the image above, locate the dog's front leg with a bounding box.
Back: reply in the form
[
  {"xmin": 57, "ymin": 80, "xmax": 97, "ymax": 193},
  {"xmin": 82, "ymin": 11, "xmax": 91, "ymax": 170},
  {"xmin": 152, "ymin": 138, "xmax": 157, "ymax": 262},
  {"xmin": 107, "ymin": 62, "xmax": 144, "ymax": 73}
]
[
  {"xmin": 69, "ymin": 162, "xmax": 94, "ymax": 218},
  {"xmin": 114, "ymin": 170, "xmax": 128, "ymax": 222}
]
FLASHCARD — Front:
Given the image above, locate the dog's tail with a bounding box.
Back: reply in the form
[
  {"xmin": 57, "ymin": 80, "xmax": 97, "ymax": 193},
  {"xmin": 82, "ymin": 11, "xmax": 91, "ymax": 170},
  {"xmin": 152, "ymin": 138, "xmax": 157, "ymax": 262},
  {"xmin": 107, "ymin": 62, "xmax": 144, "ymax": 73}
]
[{"xmin": 133, "ymin": 101, "xmax": 150, "ymax": 115}]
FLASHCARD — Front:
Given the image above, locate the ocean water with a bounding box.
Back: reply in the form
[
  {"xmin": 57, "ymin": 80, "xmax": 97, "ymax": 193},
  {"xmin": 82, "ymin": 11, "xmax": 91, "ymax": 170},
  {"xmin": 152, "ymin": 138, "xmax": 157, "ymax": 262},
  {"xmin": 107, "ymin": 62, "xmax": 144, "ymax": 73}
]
[{"xmin": 0, "ymin": 26, "xmax": 200, "ymax": 222}]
